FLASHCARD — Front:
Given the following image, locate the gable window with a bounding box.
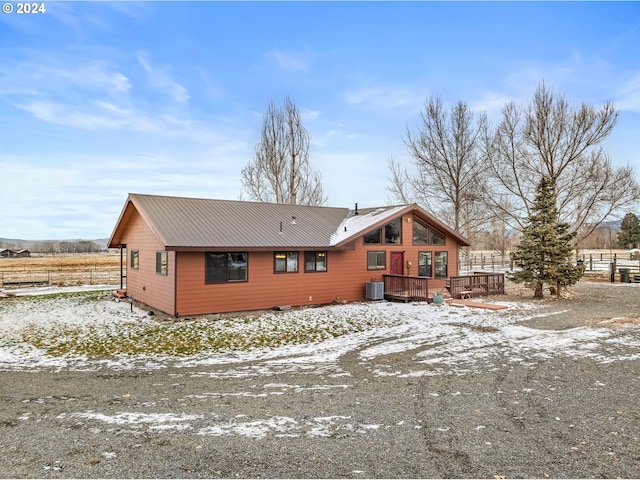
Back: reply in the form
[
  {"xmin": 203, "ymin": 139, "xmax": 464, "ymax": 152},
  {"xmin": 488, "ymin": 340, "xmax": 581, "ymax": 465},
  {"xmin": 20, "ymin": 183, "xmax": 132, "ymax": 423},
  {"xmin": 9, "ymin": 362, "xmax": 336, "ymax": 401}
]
[
  {"xmin": 275, "ymin": 252, "xmax": 298, "ymax": 273},
  {"xmin": 364, "ymin": 218, "xmax": 402, "ymax": 244},
  {"xmin": 434, "ymin": 251, "xmax": 448, "ymax": 279},
  {"xmin": 367, "ymin": 251, "xmax": 386, "ymax": 270},
  {"xmin": 384, "ymin": 218, "xmax": 401, "ymax": 244},
  {"xmin": 206, "ymin": 252, "xmax": 248, "ymax": 283},
  {"xmin": 363, "ymin": 229, "xmax": 381, "ymax": 244},
  {"xmin": 418, "ymin": 252, "xmax": 432, "ymax": 277},
  {"xmin": 305, "ymin": 251, "xmax": 327, "ymax": 272},
  {"xmin": 130, "ymin": 250, "xmax": 139, "ymax": 270},
  {"xmin": 413, "ymin": 218, "xmax": 446, "ymax": 245},
  {"xmin": 156, "ymin": 251, "xmax": 167, "ymax": 275}
]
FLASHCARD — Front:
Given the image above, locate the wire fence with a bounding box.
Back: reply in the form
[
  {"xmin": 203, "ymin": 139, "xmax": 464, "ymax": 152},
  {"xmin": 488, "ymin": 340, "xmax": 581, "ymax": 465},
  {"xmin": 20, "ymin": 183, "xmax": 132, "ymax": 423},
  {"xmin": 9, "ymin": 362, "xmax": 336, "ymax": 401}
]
[
  {"xmin": 0, "ymin": 269, "xmax": 122, "ymax": 288},
  {"xmin": 460, "ymin": 252, "xmax": 640, "ymax": 278}
]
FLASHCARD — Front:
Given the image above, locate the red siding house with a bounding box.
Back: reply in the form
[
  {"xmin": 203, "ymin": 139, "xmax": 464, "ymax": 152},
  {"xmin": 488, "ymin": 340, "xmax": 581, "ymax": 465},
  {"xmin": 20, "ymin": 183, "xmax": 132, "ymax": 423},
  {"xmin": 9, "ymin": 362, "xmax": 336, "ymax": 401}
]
[{"xmin": 108, "ymin": 194, "xmax": 471, "ymax": 316}]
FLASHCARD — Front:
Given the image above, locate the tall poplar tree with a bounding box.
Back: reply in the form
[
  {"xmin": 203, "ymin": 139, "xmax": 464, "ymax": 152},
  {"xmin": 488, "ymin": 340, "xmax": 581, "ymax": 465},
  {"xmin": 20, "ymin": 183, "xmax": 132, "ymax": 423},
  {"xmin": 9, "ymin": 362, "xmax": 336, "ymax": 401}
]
[{"xmin": 510, "ymin": 177, "xmax": 583, "ymax": 299}]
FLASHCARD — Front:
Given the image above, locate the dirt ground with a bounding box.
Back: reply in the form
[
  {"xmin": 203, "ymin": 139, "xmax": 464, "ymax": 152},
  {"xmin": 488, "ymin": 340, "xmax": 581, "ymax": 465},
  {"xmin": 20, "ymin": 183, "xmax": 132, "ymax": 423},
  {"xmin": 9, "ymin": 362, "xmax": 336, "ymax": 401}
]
[{"xmin": 1, "ymin": 280, "xmax": 640, "ymax": 478}]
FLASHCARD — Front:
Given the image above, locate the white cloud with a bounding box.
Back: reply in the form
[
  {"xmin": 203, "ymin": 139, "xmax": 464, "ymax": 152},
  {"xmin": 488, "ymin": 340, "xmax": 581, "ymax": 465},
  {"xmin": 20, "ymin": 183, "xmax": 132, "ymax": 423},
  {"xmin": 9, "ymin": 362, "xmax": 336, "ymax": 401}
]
[
  {"xmin": 343, "ymin": 86, "xmax": 418, "ymax": 111},
  {"xmin": 137, "ymin": 53, "xmax": 190, "ymax": 103},
  {"xmin": 615, "ymin": 73, "xmax": 640, "ymax": 113},
  {"xmin": 267, "ymin": 46, "xmax": 312, "ymax": 72}
]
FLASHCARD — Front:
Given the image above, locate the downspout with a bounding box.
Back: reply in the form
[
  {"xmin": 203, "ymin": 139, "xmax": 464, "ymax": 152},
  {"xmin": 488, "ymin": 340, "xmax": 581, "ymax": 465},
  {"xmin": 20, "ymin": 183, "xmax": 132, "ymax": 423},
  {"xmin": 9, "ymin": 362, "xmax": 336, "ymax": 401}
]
[
  {"xmin": 173, "ymin": 251, "xmax": 178, "ymax": 317},
  {"xmin": 119, "ymin": 244, "xmax": 125, "ymax": 290}
]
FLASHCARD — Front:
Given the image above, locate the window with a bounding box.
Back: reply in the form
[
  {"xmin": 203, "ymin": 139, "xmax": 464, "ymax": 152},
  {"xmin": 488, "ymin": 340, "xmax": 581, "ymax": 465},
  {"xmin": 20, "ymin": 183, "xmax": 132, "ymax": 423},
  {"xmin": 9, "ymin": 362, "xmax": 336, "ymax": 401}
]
[
  {"xmin": 130, "ymin": 250, "xmax": 139, "ymax": 270},
  {"xmin": 413, "ymin": 218, "xmax": 446, "ymax": 245},
  {"xmin": 156, "ymin": 251, "xmax": 167, "ymax": 275},
  {"xmin": 367, "ymin": 251, "xmax": 386, "ymax": 270},
  {"xmin": 431, "ymin": 229, "xmax": 446, "ymax": 245},
  {"xmin": 434, "ymin": 251, "xmax": 448, "ymax": 279},
  {"xmin": 385, "ymin": 218, "xmax": 401, "ymax": 244},
  {"xmin": 305, "ymin": 251, "xmax": 327, "ymax": 272},
  {"xmin": 205, "ymin": 252, "xmax": 248, "ymax": 283},
  {"xmin": 364, "ymin": 218, "xmax": 402, "ymax": 245},
  {"xmin": 275, "ymin": 252, "xmax": 298, "ymax": 273},
  {"xmin": 363, "ymin": 229, "xmax": 381, "ymax": 244},
  {"xmin": 418, "ymin": 252, "xmax": 432, "ymax": 277}
]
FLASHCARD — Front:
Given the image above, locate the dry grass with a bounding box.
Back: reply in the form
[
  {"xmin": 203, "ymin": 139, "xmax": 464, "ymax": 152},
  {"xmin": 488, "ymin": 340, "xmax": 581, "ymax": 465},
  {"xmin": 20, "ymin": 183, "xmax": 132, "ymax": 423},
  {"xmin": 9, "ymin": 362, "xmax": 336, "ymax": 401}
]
[{"xmin": 0, "ymin": 254, "xmax": 120, "ymax": 272}]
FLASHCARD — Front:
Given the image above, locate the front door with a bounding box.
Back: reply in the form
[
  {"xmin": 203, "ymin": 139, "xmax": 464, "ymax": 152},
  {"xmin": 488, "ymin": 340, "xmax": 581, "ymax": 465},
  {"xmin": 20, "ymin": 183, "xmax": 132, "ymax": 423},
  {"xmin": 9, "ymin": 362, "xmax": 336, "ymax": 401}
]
[
  {"xmin": 390, "ymin": 252, "xmax": 404, "ymax": 293},
  {"xmin": 390, "ymin": 252, "xmax": 404, "ymax": 276}
]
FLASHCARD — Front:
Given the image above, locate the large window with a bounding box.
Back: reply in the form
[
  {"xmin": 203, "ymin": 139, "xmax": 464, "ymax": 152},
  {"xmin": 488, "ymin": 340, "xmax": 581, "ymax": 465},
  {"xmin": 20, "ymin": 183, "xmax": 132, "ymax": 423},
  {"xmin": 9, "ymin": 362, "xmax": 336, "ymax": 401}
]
[
  {"xmin": 367, "ymin": 251, "xmax": 386, "ymax": 270},
  {"xmin": 130, "ymin": 250, "xmax": 139, "ymax": 270},
  {"xmin": 275, "ymin": 252, "xmax": 298, "ymax": 273},
  {"xmin": 434, "ymin": 251, "xmax": 448, "ymax": 279},
  {"xmin": 156, "ymin": 251, "xmax": 167, "ymax": 275},
  {"xmin": 413, "ymin": 218, "xmax": 446, "ymax": 245},
  {"xmin": 305, "ymin": 252, "xmax": 327, "ymax": 272},
  {"xmin": 418, "ymin": 252, "xmax": 432, "ymax": 277},
  {"xmin": 364, "ymin": 218, "xmax": 402, "ymax": 244},
  {"xmin": 205, "ymin": 252, "xmax": 248, "ymax": 283}
]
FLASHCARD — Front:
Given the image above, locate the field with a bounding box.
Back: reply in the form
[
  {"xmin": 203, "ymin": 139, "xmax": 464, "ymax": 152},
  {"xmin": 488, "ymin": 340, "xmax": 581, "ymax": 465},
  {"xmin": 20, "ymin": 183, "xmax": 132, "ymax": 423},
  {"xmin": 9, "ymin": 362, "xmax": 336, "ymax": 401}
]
[{"xmin": 0, "ymin": 253, "xmax": 121, "ymax": 287}]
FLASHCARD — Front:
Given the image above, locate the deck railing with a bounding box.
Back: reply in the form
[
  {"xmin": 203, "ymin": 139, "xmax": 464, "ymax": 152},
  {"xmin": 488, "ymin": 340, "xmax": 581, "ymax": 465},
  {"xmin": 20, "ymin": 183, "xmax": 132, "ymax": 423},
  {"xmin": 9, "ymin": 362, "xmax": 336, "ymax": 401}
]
[
  {"xmin": 382, "ymin": 274, "xmax": 430, "ymax": 301},
  {"xmin": 447, "ymin": 272, "xmax": 505, "ymax": 299}
]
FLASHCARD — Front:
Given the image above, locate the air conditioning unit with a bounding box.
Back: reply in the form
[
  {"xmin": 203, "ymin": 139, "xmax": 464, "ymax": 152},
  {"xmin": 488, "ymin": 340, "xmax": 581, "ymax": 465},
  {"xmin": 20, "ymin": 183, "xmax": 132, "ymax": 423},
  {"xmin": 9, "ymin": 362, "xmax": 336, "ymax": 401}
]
[{"xmin": 365, "ymin": 281, "xmax": 384, "ymax": 300}]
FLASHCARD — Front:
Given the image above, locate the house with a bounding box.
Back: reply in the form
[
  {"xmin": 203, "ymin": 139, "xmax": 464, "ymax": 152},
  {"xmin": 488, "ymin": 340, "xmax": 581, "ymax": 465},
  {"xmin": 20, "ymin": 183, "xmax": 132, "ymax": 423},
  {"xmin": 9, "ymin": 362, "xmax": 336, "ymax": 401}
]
[
  {"xmin": 14, "ymin": 249, "xmax": 30, "ymax": 258},
  {"xmin": 0, "ymin": 248, "xmax": 15, "ymax": 258},
  {"xmin": 108, "ymin": 193, "xmax": 471, "ymax": 316}
]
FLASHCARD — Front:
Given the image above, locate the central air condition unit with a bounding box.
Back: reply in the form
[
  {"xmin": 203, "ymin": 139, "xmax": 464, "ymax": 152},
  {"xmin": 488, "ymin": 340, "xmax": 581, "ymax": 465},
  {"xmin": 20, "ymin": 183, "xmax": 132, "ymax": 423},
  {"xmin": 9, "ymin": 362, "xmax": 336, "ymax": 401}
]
[{"xmin": 365, "ymin": 281, "xmax": 384, "ymax": 300}]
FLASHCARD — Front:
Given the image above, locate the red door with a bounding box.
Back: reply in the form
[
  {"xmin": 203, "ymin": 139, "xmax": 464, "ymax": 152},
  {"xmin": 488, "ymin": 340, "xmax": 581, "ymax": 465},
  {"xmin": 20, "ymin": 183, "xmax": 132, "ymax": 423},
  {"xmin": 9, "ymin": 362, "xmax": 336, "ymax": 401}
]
[
  {"xmin": 390, "ymin": 252, "xmax": 404, "ymax": 293},
  {"xmin": 390, "ymin": 252, "xmax": 404, "ymax": 276}
]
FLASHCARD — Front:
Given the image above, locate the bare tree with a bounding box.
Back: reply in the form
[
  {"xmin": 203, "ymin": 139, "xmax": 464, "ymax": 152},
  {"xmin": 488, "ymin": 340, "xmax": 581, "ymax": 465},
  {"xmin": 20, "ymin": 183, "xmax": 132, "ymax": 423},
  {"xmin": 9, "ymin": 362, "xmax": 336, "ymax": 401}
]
[
  {"xmin": 386, "ymin": 155, "xmax": 413, "ymax": 204},
  {"xmin": 483, "ymin": 82, "xmax": 640, "ymax": 246},
  {"xmin": 393, "ymin": 96, "xmax": 488, "ymax": 240},
  {"xmin": 241, "ymin": 97, "xmax": 326, "ymax": 206}
]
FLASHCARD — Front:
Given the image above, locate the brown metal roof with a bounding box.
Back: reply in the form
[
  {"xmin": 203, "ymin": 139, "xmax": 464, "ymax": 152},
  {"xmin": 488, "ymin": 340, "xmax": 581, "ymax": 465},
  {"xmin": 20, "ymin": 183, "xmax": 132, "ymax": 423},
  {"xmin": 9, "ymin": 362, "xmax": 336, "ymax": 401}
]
[{"xmin": 108, "ymin": 193, "xmax": 471, "ymax": 250}]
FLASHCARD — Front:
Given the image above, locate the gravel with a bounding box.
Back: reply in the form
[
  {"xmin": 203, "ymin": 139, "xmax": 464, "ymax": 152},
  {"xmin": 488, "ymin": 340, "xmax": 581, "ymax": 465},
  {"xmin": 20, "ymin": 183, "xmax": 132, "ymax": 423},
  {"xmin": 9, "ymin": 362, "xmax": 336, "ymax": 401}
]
[{"xmin": 1, "ymin": 281, "xmax": 639, "ymax": 478}]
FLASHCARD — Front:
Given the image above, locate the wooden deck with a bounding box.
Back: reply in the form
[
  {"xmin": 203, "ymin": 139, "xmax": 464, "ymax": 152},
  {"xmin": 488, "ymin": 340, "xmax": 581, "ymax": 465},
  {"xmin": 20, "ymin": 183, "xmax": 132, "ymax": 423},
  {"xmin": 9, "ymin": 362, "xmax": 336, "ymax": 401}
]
[{"xmin": 383, "ymin": 272, "xmax": 505, "ymax": 303}]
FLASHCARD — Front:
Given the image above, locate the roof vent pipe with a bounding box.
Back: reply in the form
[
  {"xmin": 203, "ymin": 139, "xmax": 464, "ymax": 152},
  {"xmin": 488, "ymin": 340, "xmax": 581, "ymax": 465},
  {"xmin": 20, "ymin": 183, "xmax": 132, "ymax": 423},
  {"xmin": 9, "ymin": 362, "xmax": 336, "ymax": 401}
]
[{"xmin": 354, "ymin": 203, "xmax": 359, "ymax": 215}]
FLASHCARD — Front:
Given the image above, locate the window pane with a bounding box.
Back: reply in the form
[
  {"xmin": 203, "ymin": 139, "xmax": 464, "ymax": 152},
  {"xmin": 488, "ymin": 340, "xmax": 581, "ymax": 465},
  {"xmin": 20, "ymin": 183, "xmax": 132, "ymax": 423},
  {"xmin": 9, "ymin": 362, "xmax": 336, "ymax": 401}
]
[
  {"xmin": 156, "ymin": 251, "xmax": 167, "ymax": 275},
  {"xmin": 363, "ymin": 229, "xmax": 381, "ymax": 244},
  {"xmin": 228, "ymin": 253, "xmax": 247, "ymax": 281},
  {"xmin": 315, "ymin": 252, "xmax": 327, "ymax": 271},
  {"xmin": 413, "ymin": 220, "xmax": 429, "ymax": 245},
  {"xmin": 431, "ymin": 229, "xmax": 446, "ymax": 245},
  {"xmin": 418, "ymin": 252, "xmax": 432, "ymax": 277},
  {"xmin": 367, "ymin": 251, "xmax": 385, "ymax": 270},
  {"xmin": 206, "ymin": 253, "xmax": 227, "ymax": 283},
  {"xmin": 434, "ymin": 251, "xmax": 448, "ymax": 278},
  {"xmin": 304, "ymin": 252, "xmax": 316, "ymax": 271},
  {"xmin": 385, "ymin": 218, "xmax": 401, "ymax": 244},
  {"xmin": 130, "ymin": 250, "xmax": 139, "ymax": 269},
  {"xmin": 275, "ymin": 253, "xmax": 287, "ymax": 272},
  {"xmin": 287, "ymin": 252, "xmax": 298, "ymax": 272}
]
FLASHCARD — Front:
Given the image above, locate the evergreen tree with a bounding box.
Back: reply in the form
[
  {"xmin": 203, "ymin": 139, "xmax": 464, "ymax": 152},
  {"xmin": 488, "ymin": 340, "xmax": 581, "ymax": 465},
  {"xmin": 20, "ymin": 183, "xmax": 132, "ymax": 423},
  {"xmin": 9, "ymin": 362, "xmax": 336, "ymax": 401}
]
[
  {"xmin": 510, "ymin": 177, "xmax": 583, "ymax": 299},
  {"xmin": 617, "ymin": 212, "xmax": 640, "ymax": 249}
]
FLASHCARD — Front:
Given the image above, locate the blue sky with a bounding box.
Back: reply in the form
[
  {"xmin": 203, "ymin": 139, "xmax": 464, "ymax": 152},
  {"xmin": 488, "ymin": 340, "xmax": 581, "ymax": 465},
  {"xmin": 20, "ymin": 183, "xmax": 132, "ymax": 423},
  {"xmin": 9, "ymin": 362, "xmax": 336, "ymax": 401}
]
[{"xmin": 1, "ymin": 1, "xmax": 639, "ymax": 240}]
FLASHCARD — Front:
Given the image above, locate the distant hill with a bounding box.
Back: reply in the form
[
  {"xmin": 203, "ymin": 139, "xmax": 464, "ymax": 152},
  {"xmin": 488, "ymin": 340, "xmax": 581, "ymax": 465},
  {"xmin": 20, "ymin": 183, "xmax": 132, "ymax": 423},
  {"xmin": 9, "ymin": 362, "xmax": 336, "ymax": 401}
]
[{"xmin": 0, "ymin": 238, "xmax": 110, "ymax": 251}]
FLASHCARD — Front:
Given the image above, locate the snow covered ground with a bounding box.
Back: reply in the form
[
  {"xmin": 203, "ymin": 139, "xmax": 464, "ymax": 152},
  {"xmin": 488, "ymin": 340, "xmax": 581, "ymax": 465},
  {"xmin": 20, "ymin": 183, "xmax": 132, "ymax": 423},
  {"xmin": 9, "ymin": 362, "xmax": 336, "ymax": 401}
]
[{"xmin": 1, "ymin": 284, "xmax": 638, "ymax": 376}]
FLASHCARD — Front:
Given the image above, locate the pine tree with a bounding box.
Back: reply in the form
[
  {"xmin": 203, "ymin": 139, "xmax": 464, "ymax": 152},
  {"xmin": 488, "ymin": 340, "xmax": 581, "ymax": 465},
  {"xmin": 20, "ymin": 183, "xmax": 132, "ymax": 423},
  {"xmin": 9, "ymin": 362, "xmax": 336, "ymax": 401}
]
[
  {"xmin": 510, "ymin": 177, "xmax": 583, "ymax": 299},
  {"xmin": 617, "ymin": 212, "xmax": 640, "ymax": 249}
]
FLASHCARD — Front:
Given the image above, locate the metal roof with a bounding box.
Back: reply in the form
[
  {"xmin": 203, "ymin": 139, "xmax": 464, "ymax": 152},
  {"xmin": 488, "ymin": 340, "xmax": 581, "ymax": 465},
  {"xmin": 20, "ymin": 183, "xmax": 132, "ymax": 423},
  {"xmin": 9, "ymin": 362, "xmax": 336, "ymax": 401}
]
[{"xmin": 108, "ymin": 193, "xmax": 470, "ymax": 250}]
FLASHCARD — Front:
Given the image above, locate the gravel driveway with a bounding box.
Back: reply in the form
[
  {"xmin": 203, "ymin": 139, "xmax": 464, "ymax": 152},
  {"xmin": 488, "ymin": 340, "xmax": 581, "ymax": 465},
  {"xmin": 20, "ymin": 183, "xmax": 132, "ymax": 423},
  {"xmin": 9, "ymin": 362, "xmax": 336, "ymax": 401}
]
[{"xmin": 1, "ymin": 281, "xmax": 639, "ymax": 478}]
